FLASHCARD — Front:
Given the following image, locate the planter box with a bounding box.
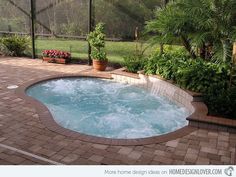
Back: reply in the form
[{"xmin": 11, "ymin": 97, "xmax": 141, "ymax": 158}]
[
  {"xmin": 55, "ymin": 58, "xmax": 68, "ymax": 64},
  {"xmin": 43, "ymin": 57, "xmax": 54, "ymax": 62},
  {"xmin": 43, "ymin": 57, "xmax": 70, "ymax": 64}
]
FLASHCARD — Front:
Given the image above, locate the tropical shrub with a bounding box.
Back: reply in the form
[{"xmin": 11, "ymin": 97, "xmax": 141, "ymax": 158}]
[
  {"xmin": 205, "ymin": 87, "xmax": 236, "ymax": 119},
  {"xmin": 175, "ymin": 61, "xmax": 230, "ymax": 93},
  {"xmin": 144, "ymin": 0, "xmax": 236, "ymax": 119},
  {"xmin": 123, "ymin": 55, "xmax": 146, "ymax": 73},
  {"xmin": 144, "ymin": 51, "xmax": 236, "ymax": 119},
  {"xmin": 146, "ymin": 0, "xmax": 236, "ymax": 62},
  {"xmin": 145, "ymin": 52, "xmax": 230, "ymax": 93},
  {"xmin": 144, "ymin": 46, "xmax": 188, "ymax": 75},
  {"xmin": 0, "ymin": 35, "xmax": 30, "ymax": 56},
  {"xmin": 144, "ymin": 52, "xmax": 189, "ymax": 79},
  {"xmin": 143, "ymin": 53, "xmax": 159, "ymax": 75}
]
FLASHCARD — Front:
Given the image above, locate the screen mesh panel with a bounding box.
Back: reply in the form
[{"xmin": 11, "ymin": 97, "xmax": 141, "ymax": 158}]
[{"xmin": 0, "ymin": 0, "xmax": 162, "ymax": 60}]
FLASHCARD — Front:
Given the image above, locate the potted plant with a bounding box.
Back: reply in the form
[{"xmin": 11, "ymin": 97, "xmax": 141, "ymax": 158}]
[
  {"xmin": 87, "ymin": 23, "xmax": 108, "ymax": 71},
  {"xmin": 42, "ymin": 50, "xmax": 71, "ymax": 64}
]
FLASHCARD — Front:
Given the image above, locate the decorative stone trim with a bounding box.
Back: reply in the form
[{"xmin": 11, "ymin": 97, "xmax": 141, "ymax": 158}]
[
  {"xmin": 111, "ymin": 69, "xmax": 236, "ymax": 132},
  {"xmin": 111, "ymin": 69, "xmax": 205, "ymax": 115}
]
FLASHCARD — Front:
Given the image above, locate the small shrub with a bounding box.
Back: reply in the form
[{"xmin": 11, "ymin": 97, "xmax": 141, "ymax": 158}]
[
  {"xmin": 0, "ymin": 35, "xmax": 30, "ymax": 56},
  {"xmin": 144, "ymin": 52, "xmax": 230, "ymax": 93},
  {"xmin": 143, "ymin": 51, "xmax": 236, "ymax": 119},
  {"xmin": 175, "ymin": 61, "xmax": 230, "ymax": 93},
  {"xmin": 143, "ymin": 54, "xmax": 159, "ymax": 75},
  {"xmin": 155, "ymin": 54, "xmax": 188, "ymax": 81},
  {"xmin": 205, "ymin": 87, "xmax": 236, "ymax": 119},
  {"xmin": 144, "ymin": 52, "xmax": 189, "ymax": 80},
  {"xmin": 123, "ymin": 55, "xmax": 145, "ymax": 73},
  {"xmin": 87, "ymin": 23, "xmax": 107, "ymax": 61}
]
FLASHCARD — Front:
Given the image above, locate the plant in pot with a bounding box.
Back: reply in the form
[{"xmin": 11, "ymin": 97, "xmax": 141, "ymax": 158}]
[
  {"xmin": 87, "ymin": 23, "xmax": 108, "ymax": 71},
  {"xmin": 42, "ymin": 50, "xmax": 71, "ymax": 64}
]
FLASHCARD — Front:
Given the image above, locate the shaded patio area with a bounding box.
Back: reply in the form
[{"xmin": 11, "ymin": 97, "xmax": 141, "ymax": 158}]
[{"xmin": 0, "ymin": 57, "xmax": 235, "ymax": 165}]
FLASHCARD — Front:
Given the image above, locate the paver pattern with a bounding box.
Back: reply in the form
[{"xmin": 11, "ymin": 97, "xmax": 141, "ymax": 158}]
[
  {"xmin": 0, "ymin": 146, "xmax": 50, "ymax": 165},
  {"xmin": 0, "ymin": 57, "xmax": 235, "ymax": 165}
]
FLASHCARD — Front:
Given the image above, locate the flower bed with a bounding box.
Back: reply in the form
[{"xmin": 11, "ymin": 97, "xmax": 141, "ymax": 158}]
[{"xmin": 42, "ymin": 50, "xmax": 71, "ymax": 64}]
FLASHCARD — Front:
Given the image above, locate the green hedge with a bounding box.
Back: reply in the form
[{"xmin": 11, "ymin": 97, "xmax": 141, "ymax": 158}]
[
  {"xmin": 144, "ymin": 52, "xmax": 235, "ymax": 119},
  {"xmin": 123, "ymin": 55, "xmax": 146, "ymax": 73},
  {"xmin": 205, "ymin": 87, "xmax": 236, "ymax": 118},
  {"xmin": 145, "ymin": 53, "xmax": 230, "ymax": 92}
]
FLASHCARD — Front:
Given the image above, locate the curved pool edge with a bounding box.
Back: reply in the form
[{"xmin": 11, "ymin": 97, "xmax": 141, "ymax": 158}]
[
  {"xmin": 15, "ymin": 73, "xmax": 199, "ymax": 146},
  {"xmin": 112, "ymin": 69, "xmax": 236, "ymax": 133}
]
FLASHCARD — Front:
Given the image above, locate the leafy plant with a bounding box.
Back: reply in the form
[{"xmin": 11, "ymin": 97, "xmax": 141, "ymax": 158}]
[
  {"xmin": 205, "ymin": 87, "xmax": 236, "ymax": 119},
  {"xmin": 123, "ymin": 31, "xmax": 150, "ymax": 73},
  {"xmin": 144, "ymin": 50, "xmax": 236, "ymax": 119},
  {"xmin": 91, "ymin": 50, "xmax": 107, "ymax": 60},
  {"xmin": 145, "ymin": 51, "xmax": 231, "ymax": 92},
  {"xmin": 0, "ymin": 35, "xmax": 30, "ymax": 56},
  {"xmin": 175, "ymin": 61, "xmax": 230, "ymax": 93},
  {"xmin": 123, "ymin": 55, "xmax": 145, "ymax": 73},
  {"xmin": 145, "ymin": 1, "xmax": 197, "ymax": 59},
  {"xmin": 146, "ymin": 0, "xmax": 236, "ymax": 62},
  {"xmin": 144, "ymin": 53, "xmax": 159, "ymax": 75},
  {"xmin": 144, "ymin": 51, "xmax": 189, "ymax": 79},
  {"xmin": 87, "ymin": 23, "xmax": 107, "ymax": 61}
]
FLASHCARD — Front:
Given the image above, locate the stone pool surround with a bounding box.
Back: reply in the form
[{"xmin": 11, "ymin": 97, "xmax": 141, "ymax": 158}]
[
  {"xmin": 15, "ymin": 70, "xmax": 236, "ymax": 146},
  {"xmin": 112, "ymin": 68, "xmax": 236, "ymax": 133}
]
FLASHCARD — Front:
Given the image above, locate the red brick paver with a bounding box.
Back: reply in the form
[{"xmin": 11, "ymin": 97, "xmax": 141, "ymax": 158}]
[{"xmin": 0, "ymin": 57, "xmax": 235, "ymax": 165}]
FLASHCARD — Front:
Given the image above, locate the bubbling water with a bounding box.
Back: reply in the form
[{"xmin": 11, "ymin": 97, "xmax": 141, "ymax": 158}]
[{"xmin": 27, "ymin": 78, "xmax": 189, "ymax": 139}]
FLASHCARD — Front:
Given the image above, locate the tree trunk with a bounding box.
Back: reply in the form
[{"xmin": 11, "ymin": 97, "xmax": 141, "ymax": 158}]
[
  {"xmin": 200, "ymin": 44, "xmax": 206, "ymax": 59},
  {"xmin": 181, "ymin": 35, "xmax": 196, "ymax": 59},
  {"xmin": 229, "ymin": 42, "xmax": 236, "ymax": 88}
]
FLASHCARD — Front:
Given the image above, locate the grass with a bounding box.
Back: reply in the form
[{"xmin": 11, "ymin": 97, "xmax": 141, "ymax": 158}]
[{"xmin": 35, "ymin": 38, "xmax": 159, "ymax": 64}]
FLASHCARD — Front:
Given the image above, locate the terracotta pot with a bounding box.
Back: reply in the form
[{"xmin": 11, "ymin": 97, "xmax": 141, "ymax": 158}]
[{"xmin": 93, "ymin": 59, "xmax": 108, "ymax": 71}]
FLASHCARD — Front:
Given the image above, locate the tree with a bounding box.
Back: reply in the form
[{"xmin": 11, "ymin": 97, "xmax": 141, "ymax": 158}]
[
  {"xmin": 146, "ymin": 1, "xmax": 197, "ymax": 58},
  {"xmin": 179, "ymin": 0, "xmax": 236, "ymax": 62},
  {"xmin": 146, "ymin": 0, "xmax": 236, "ymax": 62}
]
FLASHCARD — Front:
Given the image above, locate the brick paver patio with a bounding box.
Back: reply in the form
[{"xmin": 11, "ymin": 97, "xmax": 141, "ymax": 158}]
[{"xmin": 0, "ymin": 57, "xmax": 235, "ymax": 165}]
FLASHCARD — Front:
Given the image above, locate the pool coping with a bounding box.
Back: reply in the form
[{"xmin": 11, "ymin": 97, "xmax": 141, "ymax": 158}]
[
  {"xmin": 111, "ymin": 68, "xmax": 236, "ymax": 133},
  {"xmin": 15, "ymin": 73, "xmax": 201, "ymax": 146}
]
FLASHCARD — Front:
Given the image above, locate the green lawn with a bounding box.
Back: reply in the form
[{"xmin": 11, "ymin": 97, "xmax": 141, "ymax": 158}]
[{"xmin": 35, "ymin": 38, "xmax": 159, "ymax": 63}]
